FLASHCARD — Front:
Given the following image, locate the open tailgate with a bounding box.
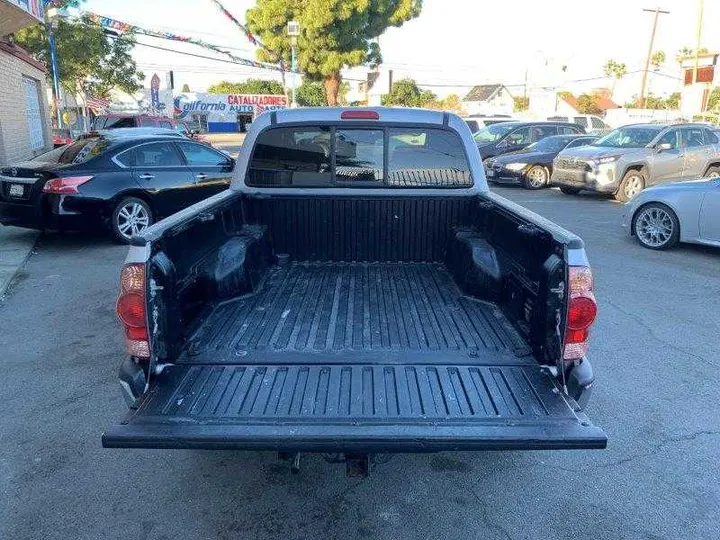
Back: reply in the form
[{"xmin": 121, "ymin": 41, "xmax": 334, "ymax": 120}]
[{"xmin": 102, "ymin": 363, "xmax": 607, "ymax": 452}]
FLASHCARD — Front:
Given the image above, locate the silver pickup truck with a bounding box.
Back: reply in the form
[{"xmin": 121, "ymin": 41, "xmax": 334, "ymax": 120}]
[
  {"xmin": 102, "ymin": 107, "xmax": 606, "ymax": 475},
  {"xmin": 551, "ymin": 123, "xmax": 720, "ymax": 202}
]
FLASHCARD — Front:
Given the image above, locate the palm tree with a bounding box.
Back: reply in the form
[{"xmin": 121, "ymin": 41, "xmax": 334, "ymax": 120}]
[{"xmin": 603, "ymin": 59, "xmax": 628, "ymax": 98}]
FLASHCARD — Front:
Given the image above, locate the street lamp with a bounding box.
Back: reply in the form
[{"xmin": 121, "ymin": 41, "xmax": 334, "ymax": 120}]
[
  {"xmin": 46, "ymin": 7, "xmax": 62, "ymax": 128},
  {"xmin": 287, "ymin": 21, "xmax": 299, "ymax": 107}
]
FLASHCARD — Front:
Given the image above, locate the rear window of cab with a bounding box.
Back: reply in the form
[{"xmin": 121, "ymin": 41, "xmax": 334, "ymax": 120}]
[{"xmin": 246, "ymin": 126, "xmax": 473, "ymax": 188}]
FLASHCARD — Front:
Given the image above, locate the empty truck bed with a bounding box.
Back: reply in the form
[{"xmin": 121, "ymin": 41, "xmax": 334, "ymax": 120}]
[
  {"xmin": 103, "ymin": 262, "xmax": 606, "ymax": 451},
  {"xmin": 180, "ymin": 262, "xmax": 531, "ymax": 365}
]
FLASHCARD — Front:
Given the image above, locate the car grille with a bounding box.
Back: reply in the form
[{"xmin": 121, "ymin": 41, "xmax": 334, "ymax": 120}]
[{"xmin": 555, "ymin": 157, "xmax": 590, "ymax": 171}]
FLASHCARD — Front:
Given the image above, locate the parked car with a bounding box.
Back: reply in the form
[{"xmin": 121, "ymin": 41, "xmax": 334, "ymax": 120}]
[
  {"xmin": 548, "ymin": 115, "xmax": 611, "ymax": 134},
  {"xmin": 463, "ymin": 116, "xmax": 518, "ymax": 132},
  {"xmin": 622, "ymin": 178, "xmax": 720, "ymax": 249},
  {"xmin": 92, "ymin": 113, "xmax": 210, "ymax": 144},
  {"xmin": 51, "ymin": 128, "xmax": 74, "ymax": 148},
  {"xmin": 0, "ymin": 132, "xmax": 234, "ymax": 243},
  {"xmin": 484, "ymin": 134, "xmax": 599, "ymax": 189},
  {"xmin": 102, "ymin": 107, "xmax": 606, "ymax": 474},
  {"xmin": 551, "ymin": 123, "xmax": 720, "ymax": 202},
  {"xmin": 474, "ymin": 121, "xmax": 585, "ymax": 159}
]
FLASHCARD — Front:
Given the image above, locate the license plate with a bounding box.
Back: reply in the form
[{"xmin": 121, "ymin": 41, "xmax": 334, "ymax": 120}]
[
  {"xmin": 8, "ymin": 184, "xmax": 24, "ymax": 198},
  {"xmin": 486, "ymin": 169, "xmax": 495, "ymax": 178}
]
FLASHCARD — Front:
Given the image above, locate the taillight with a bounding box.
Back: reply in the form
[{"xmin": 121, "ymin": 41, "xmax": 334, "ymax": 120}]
[
  {"xmin": 42, "ymin": 175, "xmax": 93, "ymax": 194},
  {"xmin": 563, "ymin": 266, "xmax": 597, "ymax": 360},
  {"xmin": 116, "ymin": 263, "xmax": 150, "ymax": 358}
]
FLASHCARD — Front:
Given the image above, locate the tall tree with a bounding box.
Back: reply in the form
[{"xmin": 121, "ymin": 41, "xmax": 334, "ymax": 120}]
[
  {"xmin": 207, "ymin": 79, "xmax": 284, "ymax": 94},
  {"xmin": 246, "ymin": 0, "xmax": 422, "ymax": 106},
  {"xmin": 603, "ymin": 59, "xmax": 627, "ymax": 97},
  {"xmin": 14, "ymin": 15, "xmax": 143, "ymax": 100}
]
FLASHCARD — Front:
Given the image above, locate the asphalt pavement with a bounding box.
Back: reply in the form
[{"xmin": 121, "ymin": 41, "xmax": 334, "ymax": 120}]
[{"xmin": 0, "ymin": 186, "xmax": 718, "ymax": 540}]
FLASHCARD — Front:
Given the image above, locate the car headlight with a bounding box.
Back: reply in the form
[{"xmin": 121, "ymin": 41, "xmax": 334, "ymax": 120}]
[
  {"xmin": 590, "ymin": 156, "xmax": 620, "ymax": 166},
  {"xmin": 505, "ymin": 163, "xmax": 527, "ymax": 171}
]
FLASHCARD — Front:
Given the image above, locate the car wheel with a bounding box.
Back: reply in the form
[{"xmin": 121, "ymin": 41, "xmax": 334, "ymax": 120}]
[
  {"xmin": 616, "ymin": 170, "xmax": 646, "ymax": 202},
  {"xmin": 111, "ymin": 197, "xmax": 153, "ymax": 244},
  {"xmin": 704, "ymin": 166, "xmax": 720, "ymax": 178},
  {"xmin": 632, "ymin": 203, "xmax": 680, "ymax": 250},
  {"xmin": 523, "ymin": 165, "xmax": 549, "ymax": 189},
  {"xmin": 559, "ymin": 186, "xmax": 581, "ymax": 195}
]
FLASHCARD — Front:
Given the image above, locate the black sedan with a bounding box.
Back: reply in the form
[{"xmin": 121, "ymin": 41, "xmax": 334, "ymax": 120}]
[
  {"xmin": 473, "ymin": 121, "xmax": 585, "ymax": 159},
  {"xmin": 484, "ymin": 134, "xmax": 598, "ymax": 189},
  {"xmin": 0, "ymin": 132, "xmax": 234, "ymax": 242}
]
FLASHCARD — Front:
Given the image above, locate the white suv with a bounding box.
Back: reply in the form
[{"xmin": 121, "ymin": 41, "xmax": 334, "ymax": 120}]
[{"xmin": 548, "ymin": 115, "xmax": 610, "ymax": 134}]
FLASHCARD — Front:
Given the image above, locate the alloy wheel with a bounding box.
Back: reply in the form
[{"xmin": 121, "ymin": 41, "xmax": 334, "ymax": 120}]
[
  {"xmin": 635, "ymin": 206, "xmax": 674, "ymax": 248},
  {"xmin": 526, "ymin": 166, "xmax": 547, "ymax": 188},
  {"xmin": 116, "ymin": 202, "xmax": 150, "ymax": 240}
]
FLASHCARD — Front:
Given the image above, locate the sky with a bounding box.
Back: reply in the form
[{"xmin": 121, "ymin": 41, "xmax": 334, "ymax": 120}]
[{"xmin": 81, "ymin": 0, "xmax": 720, "ymax": 102}]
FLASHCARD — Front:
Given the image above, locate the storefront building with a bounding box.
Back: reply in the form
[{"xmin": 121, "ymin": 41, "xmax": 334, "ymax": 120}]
[
  {"xmin": 173, "ymin": 92, "xmax": 288, "ymax": 133},
  {"xmin": 0, "ymin": 0, "xmax": 53, "ymax": 166}
]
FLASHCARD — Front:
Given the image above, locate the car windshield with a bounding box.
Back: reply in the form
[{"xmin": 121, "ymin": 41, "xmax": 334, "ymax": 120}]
[
  {"xmin": 594, "ymin": 127, "xmax": 663, "ymax": 148},
  {"xmin": 524, "ymin": 137, "xmax": 570, "ymax": 153},
  {"xmin": 473, "ymin": 124, "xmax": 514, "ymax": 143}
]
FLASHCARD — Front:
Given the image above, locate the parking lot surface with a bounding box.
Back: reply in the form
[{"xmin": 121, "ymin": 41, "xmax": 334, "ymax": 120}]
[{"xmin": 0, "ymin": 186, "xmax": 718, "ymax": 540}]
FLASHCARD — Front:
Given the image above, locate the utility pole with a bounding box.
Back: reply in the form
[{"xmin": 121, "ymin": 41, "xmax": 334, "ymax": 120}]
[
  {"xmin": 46, "ymin": 7, "xmax": 62, "ymax": 128},
  {"xmin": 693, "ymin": 0, "xmax": 704, "ymax": 85},
  {"xmin": 639, "ymin": 7, "xmax": 669, "ymax": 108},
  {"xmin": 287, "ymin": 21, "xmax": 299, "ymax": 107}
]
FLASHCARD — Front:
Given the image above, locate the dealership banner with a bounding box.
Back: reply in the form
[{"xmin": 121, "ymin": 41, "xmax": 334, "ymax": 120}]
[{"xmin": 173, "ymin": 93, "xmax": 288, "ymax": 132}]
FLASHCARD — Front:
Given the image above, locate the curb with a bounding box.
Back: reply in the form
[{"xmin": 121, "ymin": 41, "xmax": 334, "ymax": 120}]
[{"xmin": 0, "ymin": 226, "xmax": 40, "ymax": 300}]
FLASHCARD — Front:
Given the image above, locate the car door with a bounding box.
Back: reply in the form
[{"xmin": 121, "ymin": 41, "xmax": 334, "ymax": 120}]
[
  {"xmin": 681, "ymin": 127, "xmax": 711, "ymax": 178},
  {"xmin": 649, "ymin": 128, "xmax": 684, "ymax": 184},
  {"xmin": 699, "ymin": 179, "xmax": 720, "ymax": 241},
  {"xmin": 116, "ymin": 141, "xmax": 194, "ymax": 218},
  {"xmin": 175, "ymin": 141, "xmax": 235, "ymax": 202}
]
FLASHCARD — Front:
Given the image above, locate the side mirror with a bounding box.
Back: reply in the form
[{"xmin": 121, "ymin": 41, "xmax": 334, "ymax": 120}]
[{"xmin": 656, "ymin": 142, "xmax": 672, "ymax": 153}]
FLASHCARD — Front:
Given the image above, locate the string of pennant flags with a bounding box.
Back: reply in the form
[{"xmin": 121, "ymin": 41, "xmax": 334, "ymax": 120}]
[{"xmin": 81, "ymin": 12, "xmax": 290, "ymax": 73}]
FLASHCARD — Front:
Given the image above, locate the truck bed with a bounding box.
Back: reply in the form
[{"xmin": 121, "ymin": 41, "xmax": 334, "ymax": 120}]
[
  {"xmin": 180, "ymin": 262, "xmax": 531, "ymax": 365},
  {"xmin": 104, "ymin": 262, "xmax": 606, "ymax": 451}
]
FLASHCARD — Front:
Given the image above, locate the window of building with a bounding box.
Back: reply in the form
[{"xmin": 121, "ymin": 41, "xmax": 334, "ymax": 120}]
[{"xmin": 23, "ymin": 77, "xmax": 45, "ymax": 150}]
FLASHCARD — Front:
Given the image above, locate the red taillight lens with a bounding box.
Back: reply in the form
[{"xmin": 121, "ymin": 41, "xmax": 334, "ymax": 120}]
[
  {"xmin": 116, "ymin": 264, "xmax": 150, "ymax": 358},
  {"xmin": 340, "ymin": 110, "xmax": 379, "ymax": 120},
  {"xmin": 563, "ymin": 266, "xmax": 597, "ymax": 361},
  {"xmin": 567, "ymin": 295, "xmax": 598, "ymax": 330},
  {"xmin": 42, "ymin": 175, "xmax": 93, "ymax": 194},
  {"xmin": 117, "ymin": 292, "xmax": 145, "ymax": 328}
]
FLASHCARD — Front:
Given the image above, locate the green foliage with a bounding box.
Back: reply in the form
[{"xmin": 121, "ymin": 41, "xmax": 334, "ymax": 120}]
[
  {"xmin": 576, "ymin": 94, "xmax": 602, "ymax": 114},
  {"xmin": 650, "ymin": 50, "xmax": 666, "ymax": 69},
  {"xmin": 707, "ymin": 88, "xmax": 720, "ymax": 111},
  {"xmin": 206, "ymin": 79, "xmax": 284, "ymax": 94},
  {"xmin": 557, "ymin": 90, "xmax": 572, "ymax": 99},
  {"xmin": 14, "ymin": 15, "xmax": 143, "ymax": 98},
  {"xmin": 623, "ymin": 92, "xmax": 681, "ymax": 110},
  {"xmin": 296, "ymin": 81, "xmax": 327, "ymax": 106},
  {"xmin": 603, "ymin": 59, "xmax": 628, "ymax": 79},
  {"xmin": 676, "ymin": 46, "xmax": 709, "ymax": 64},
  {"xmin": 246, "ymin": 0, "xmax": 422, "ymax": 105},
  {"xmin": 381, "ymin": 78, "xmax": 436, "ymax": 107},
  {"xmin": 513, "ymin": 96, "xmax": 529, "ymax": 112}
]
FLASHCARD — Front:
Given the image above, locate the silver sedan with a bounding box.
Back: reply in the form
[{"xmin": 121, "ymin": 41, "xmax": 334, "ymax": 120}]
[{"xmin": 622, "ymin": 178, "xmax": 720, "ymax": 250}]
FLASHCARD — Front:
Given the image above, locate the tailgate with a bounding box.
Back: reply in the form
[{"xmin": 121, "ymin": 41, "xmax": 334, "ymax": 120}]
[{"xmin": 103, "ymin": 363, "xmax": 606, "ymax": 452}]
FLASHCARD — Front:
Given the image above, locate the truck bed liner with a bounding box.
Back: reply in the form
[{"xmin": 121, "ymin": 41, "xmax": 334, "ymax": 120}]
[
  {"xmin": 182, "ymin": 262, "xmax": 531, "ymax": 365},
  {"xmin": 102, "ymin": 362, "xmax": 607, "ymax": 451}
]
